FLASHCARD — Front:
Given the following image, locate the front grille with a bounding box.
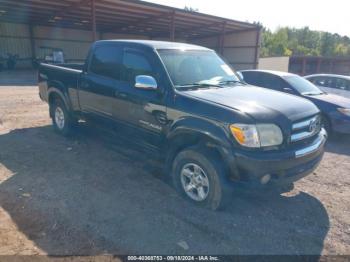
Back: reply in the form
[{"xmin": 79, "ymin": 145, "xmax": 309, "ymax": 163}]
[{"xmin": 290, "ymin": 115, "xmax": 321, "ymax": 145}]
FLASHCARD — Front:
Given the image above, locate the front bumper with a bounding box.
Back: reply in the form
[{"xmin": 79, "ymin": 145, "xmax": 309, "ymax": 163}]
[{"xmin": 225, "ymin": 129, "xmax": 327, "ymax": 188}]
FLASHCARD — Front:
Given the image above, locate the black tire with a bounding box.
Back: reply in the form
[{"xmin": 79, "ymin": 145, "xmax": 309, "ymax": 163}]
[
  {"xmin": 172, "ymin": 147, "xmax": 229, "ymax": 210},
  {"xmin": 51, "ymin": 99, "xmax": 74, "ymax": 136}
]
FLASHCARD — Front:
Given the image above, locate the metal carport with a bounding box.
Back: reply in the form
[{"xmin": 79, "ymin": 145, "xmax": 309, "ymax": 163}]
[{"xmin": 0, "ymin": 0, "xmax": 261, "ymax": 69}]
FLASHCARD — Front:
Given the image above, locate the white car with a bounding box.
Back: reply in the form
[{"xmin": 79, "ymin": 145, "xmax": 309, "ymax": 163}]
[{"xmin": 305, "ymin": 74, "xmax": 350, "ymax": 99}]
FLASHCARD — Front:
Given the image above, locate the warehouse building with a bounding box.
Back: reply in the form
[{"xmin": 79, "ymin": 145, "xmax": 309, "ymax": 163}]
[{"xmin": 0, "ymin": 0, "xmax": 261, "ymax": 70}]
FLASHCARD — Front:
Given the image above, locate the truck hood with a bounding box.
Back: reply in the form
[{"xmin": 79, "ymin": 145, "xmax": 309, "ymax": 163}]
[
  {"xmin": 303, "ymin": 93, "xmax": 350, "ymax": 108},
  {"xmin": 182, "ymin": 85, "xmax": 319, "ymax": 122}
]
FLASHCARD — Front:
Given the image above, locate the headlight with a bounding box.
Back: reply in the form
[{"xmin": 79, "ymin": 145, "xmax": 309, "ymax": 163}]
[
  {"xmin": 337, "ymin": 108, "xmax": 350, "ymax": 117},
  {"xmin": 230, "ymin": 124, "xmax": 283, "ymax": 148},
  {"xmin": 230, "ymin": 124, "xmax": 260, "ymax": 148}
]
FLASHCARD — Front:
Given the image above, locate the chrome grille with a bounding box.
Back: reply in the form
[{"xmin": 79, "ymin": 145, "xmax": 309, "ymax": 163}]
[{"xmin": 291, "ymin": 115, "xmax": 321, "ymax": 143}]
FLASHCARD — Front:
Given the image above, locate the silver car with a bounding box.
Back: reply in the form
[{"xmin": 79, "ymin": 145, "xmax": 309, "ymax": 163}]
[{"xmin": 305, "ymin": 74, "xmax": 350, "ymax": 99}]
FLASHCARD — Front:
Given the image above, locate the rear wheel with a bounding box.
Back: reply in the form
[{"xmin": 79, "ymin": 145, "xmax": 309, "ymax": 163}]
[
  {"xmin": 51, "ymin": 99, "xmax": 74, "ymax": 136},
  {"xmin": 172, "ymin": 147, "xmax": 228, "ymax": 210}
]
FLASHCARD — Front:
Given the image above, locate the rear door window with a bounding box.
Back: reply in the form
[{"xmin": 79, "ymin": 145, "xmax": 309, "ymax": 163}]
[
  {"xmin": 313, "ymin": 77, "xmax": 333, "ymax": 88},
  {"xmin": 334, "ymin": 78, "xmax": 350, "ymax": 91},
  {"xmin": 241, "ymin": 72, "xmax": 260, "ymax": 86},
  {"xmin": 242, "ymin": 72, "xmax": 290, "ymax": 91},
  {"xmin": 260, "ymin": 73, "xmax": 290, "ymax": 91},
  {"xmin": 89, "ymin": 45, "xmax": 123, "ymax": 80},
  {"xmin": 345, "ymin": 80, "xmax": 350, "ymax": 91},
  {"xmin": 262, "ymin": 74, "xmax": 276, "ymax": 89}
]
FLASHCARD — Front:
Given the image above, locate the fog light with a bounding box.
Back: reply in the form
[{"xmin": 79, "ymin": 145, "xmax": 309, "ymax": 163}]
[{"xmin": 260, "ymin": 174, "xmax": 271, "ymax": 185}]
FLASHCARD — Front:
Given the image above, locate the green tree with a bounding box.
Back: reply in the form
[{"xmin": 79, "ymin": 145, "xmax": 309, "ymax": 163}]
[
  {"xmin": 320, "ymin": 32, "xmax": 336, "ymax": 56},
  {"xmin": 260, "ymin": 26, "xmax": 350, "ymax": 57},
  {"xmin": 261, "ymin": 27, "xmax": 292, "ymax": 56},
  {"xmin": 184, "ymin": 6, "xmax": 198, "ymax": 12}
]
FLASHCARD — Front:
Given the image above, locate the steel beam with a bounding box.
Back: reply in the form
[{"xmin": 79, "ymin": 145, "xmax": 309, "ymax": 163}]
[
  {"xmin": 219, "ymin": 21, "xmax": 226, "ymax": 55},
  {"xmin": 169, "ymin": 11, "xmax": 175, "ymax": 41},
  {"xmin": 316, "ymin": 58, "xmax": 321, "ymax": 73},
  {"xmin": 91, "ymin": 0, "xmax": 97, "ymax": 41},
  {"xmin": 29, "ymin": 24, "xmax": 36, "ymax": 61},
  {"xmin": 302, "ymin": 57, "xmax": 307, "ymax": 75},
  {"xmin": 330, "ymin": 60, "xmax": 334, "ymax": 73},
  {"xmin": 254, "ymin": 27, "xmax": 262, "ymax": 69}
]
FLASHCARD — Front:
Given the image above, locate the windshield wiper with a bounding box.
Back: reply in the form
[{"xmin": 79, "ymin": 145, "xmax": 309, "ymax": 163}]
[
  {"xmin": 176, "ymin": 82, "xmax": 223, "ymax": 89},
  {"xmin": 302, "ymin": 92, "xmax": 323, "ymax": 96},
  {"xmin": 218, "ymin": 80, "xmax": 245, "ymax": 85},
  {"xmin": 176, "ymin": 80, "xmax": 245, "ymax": 90}
]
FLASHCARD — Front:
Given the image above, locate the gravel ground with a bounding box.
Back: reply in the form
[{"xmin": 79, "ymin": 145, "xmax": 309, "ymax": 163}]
[{"xmin": 0, "ymin": 84, "xmax": 349, "ymax": 256}]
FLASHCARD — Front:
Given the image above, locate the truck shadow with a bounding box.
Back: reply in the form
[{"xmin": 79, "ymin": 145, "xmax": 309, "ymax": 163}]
[{"xmin": 0, "ymin": 124, "xmax": 329, "ymax": 256}]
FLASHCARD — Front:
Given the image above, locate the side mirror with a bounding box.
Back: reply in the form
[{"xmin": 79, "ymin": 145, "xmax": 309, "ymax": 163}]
[{"xmin": 135, "ymin": 75, "xmax": 157, "ymax": 90}]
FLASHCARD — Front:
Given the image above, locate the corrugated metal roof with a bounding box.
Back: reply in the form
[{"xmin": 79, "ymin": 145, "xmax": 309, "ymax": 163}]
[{"xmin": 0, "ymin": 0, "xmax": 259, "ymax": 39}]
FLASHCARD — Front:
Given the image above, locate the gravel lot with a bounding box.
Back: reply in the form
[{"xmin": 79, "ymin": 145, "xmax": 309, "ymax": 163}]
[{"xmin": 0, "ymin": 80, "xmax": 349, "ymax": 255}]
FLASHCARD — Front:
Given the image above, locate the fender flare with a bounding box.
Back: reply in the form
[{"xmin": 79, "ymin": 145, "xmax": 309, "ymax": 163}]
[
  {"xmin": 165, "ymin": 117, "xmax": 237, "ymax": 177},
  {"xmin": 167, "ymin": 117, "xmax": 232, "ymax": 148},
  {"xmin": 47, "ymin": 81, "xmax": 71, "ymax": 111}
]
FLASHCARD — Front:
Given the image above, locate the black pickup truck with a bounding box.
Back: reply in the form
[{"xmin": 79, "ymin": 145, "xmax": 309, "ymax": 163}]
[{"xmin": 39, "ymin": 40, "xmax": 327, "ymax": 210}]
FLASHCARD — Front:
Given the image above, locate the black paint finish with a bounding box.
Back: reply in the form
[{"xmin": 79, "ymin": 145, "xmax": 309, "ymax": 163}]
[{"xmin": 38, "ymin": 40, "xmax": 325, "ymax": 186}]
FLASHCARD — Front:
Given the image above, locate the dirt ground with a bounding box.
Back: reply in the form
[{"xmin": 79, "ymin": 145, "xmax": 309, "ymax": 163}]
[{"xmin": 0, "ymin": 83, "xmax": 349, "ymax": 256}]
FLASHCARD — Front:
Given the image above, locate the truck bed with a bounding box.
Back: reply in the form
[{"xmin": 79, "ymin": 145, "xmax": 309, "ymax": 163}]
[
  {"xmin": 56, "ymin": 63, "xmax": 84, "ymax": 71},
  {"xmin": 38, "ymin": 63, "xmax": 83, "ymax": 104},
  {"xmin": 40, "ymin": 62, "xmax": 84, "ymax": 72}
]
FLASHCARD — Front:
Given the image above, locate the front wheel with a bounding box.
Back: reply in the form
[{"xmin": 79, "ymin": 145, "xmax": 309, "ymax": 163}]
[{"xmin": 172, "ymin": 148, "xmax": 228, "ymax": 210}]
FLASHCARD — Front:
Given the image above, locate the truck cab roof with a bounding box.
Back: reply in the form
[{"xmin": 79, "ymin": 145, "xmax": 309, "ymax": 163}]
[{"xmin": 94, "ymin": 40, "xmax": 212, "ymax": 51}]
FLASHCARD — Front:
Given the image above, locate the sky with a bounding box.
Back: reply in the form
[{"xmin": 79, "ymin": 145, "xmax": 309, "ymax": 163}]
[{"xmin": 145, "ymin": 0, "xmax": 349, "ymax": 37}]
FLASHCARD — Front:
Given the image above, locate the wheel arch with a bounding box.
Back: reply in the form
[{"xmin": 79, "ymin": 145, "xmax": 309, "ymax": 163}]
[
  {"xmin": 47, "ymin": 84, "xmax": 70, "ymax": 118},
  {"xmin": 165, "ymin": 119, "xmax": 235, "ymax": 180}
]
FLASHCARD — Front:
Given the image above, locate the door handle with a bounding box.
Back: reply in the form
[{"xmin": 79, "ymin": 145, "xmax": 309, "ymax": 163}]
[
  {"xmin": 115, "ymin": 91, "xmax": 127, "ymax": 98},
  {"xmin": 120, "ymin": 93, "xmax": 127, "ymax": 98}
]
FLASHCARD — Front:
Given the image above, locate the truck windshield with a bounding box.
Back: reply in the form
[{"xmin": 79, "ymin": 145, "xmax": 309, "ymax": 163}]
[
  {"xmin": 284, "ymin": 75, "xmax": 324, "ymax": 95},
  {"xmin": 157, "ymin": 49, "xmax": 241, "ymax": 88}
]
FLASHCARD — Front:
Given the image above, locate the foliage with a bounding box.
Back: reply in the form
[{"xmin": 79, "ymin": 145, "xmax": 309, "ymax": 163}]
[
  {"xmin": 184, "ymin": 6, "xmax": 199, "ymax": 12},
  {"xmin": 261, "ymin": 26, "xmax": 350, "ymax": 57}
]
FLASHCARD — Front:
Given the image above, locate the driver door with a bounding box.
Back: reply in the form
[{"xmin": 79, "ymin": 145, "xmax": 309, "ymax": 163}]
[{"xmin": 111, "ymin": 47, "xmax": 167, "ymax": 146}]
